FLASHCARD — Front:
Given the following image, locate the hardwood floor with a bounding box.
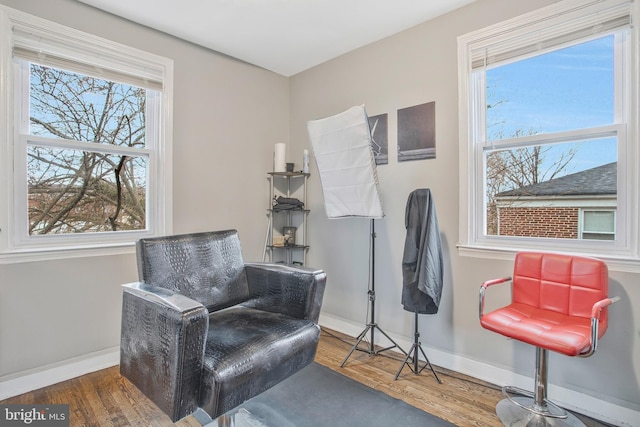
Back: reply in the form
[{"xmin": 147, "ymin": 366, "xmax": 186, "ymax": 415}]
[{"xmin": 1, "ymin": 327, "xmax": 611, "ymax": 427}]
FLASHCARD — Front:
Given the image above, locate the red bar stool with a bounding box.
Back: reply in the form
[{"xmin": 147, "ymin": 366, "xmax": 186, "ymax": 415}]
[{"xmin": 479, "ymin": 252, "xmax": 619, "ymax": 426}]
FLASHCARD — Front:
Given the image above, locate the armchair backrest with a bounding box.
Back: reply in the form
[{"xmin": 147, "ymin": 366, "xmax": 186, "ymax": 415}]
[
  {"xmin": 136, "ymin": 230, "xmax": 250, "ymax": 312},
  {"xmin": 513, "ymin": 252, "xmax": 609, "ymax": 327}
]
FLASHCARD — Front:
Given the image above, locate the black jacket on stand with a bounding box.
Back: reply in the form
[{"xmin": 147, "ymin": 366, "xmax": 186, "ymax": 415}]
[{"xmin": 401, "ymin": 188, "xmax": 443, "ymax": 314}]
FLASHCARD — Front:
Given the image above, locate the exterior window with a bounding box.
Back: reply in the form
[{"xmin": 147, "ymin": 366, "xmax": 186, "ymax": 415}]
[
  {"xmin": 581, "ymin": 210, "xmax": 616, "ymax": 240},
  {"xmin": 485, "ymin": 36, "xmax": 618, "ymax": 241},
  {"xmin": 458, "ymin": 0, "xmax": 637, "ymax": 261},
  {"xmin": 22, "ymin": 64, "xmax": 151, "ymax": 235},
  {"xmin": 0, "ymin": 7, "xmax": 173, "ymax": 259}
]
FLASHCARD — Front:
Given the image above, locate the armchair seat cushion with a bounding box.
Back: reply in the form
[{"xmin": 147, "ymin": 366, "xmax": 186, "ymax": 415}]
[
  {"xmin": 481, "ymin": 302, "xmax": 594, "ymax": 356},
  {"xmin": 199, "ymin": 306, "xmax": 320, "ymax": 417}
]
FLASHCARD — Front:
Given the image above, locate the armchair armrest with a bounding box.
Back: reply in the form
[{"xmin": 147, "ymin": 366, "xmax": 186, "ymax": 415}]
[
  {"xmin": 591, "ymin": 296, "xmax": 620, "ymax": 319},
  {"xmin": 243, "ymin": 263, "xmax": 327, "ymax": 323},
  {"xmin": 479, "ymin": 276, "xmax": 512, "ymax": 320},
  {"xmin": 120, "ymin": 282, "xmax": 209, "ymax": 422},
  {"xmin": 123, "ymin": 281, "xmax": 205, "ymax": 312},
  {"xmin": 582, "ymin": 296, "xmax": 621, "ymax": 358}
]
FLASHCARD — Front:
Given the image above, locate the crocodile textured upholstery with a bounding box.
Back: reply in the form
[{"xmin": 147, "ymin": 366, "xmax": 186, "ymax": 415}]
[{"xmin": 120, "ymin": 230, "xmax": 326, "ymax": 422}]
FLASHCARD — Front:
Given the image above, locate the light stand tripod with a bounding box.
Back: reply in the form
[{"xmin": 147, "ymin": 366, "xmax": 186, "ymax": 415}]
[
  {"xmin": 341, "ymin": 219, "xmax": 406, "ymax": 367},
  {"xmin": 394, "ymin": 310, "xmax": 441, "ymax": 382}
]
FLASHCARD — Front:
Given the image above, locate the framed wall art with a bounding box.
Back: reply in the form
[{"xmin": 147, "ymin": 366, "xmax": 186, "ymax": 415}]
[
  {"xmin": 368, "ymin": 113, "xmax": 388, "ymax": 165},
  {"xmin": 397, "ymin": 101, "xmax": 435, "ymax": 162}
]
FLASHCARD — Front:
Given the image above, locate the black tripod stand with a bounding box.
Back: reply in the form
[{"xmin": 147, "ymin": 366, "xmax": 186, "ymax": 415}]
[
  {"xmin": 394, "ymin": 310, "xmax": 441, "ymax": 382},
  {"xmin": 341, "ymin": 219, "xmax": 406, "ymax": 367}
]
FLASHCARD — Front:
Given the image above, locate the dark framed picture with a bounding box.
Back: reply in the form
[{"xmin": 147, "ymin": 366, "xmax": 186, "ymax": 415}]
[
  {"xmin": 283, "ymin": 226, "xmax": 297, "ymax": 246},
  {"xmin": 397, "ymin": 101, "xmax": 436, "ymax": 162}
]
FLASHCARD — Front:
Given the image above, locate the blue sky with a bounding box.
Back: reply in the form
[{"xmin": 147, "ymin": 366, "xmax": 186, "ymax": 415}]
[{"xmin": 485, "ymin": 34, "xmax": 617, "ymax": 175}]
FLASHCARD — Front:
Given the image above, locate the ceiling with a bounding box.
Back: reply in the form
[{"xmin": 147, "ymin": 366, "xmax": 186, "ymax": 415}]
[{"xmin": 77, "ymin": 0, "xmax": 475, "ymax": 76}]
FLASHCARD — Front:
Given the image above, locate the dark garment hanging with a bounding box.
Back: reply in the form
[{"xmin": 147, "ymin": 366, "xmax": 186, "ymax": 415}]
[{"xmin": 401, "ymin": 188, "xmax": 443, "ymax": 314}]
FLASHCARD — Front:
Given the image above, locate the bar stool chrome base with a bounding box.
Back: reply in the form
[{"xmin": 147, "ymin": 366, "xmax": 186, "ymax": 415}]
[
  {"xmin": 496, "ymin": 394, "xmax": 585, "ymax": 427},
  {"xmin": 494, "ymin": 347, "xmax": 586, "ymax": 427}
]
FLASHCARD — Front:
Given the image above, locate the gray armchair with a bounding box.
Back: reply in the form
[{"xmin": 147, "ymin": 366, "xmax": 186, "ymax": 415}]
[{"xmin": 120, "ymin": 230, "xmax": 326, "ymax": 422}]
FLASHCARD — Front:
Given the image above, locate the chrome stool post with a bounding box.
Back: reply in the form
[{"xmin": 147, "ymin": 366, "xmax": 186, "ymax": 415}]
[{"xmin": 496, "ymin": 348, "xmax": 585, "ymax": 427}]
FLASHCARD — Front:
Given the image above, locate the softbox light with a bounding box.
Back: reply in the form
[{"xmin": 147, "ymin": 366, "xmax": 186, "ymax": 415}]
[
  {"xmin": 307, "ymin": 105, "xmax": 384, "ymax": 219},
  {"xmin": 308, "ymin": 105, "xmax": 402, "ymax": 365}
]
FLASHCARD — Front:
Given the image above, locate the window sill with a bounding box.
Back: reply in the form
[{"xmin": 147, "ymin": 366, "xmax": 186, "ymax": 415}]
[
  {"xmin": 457, "ymin": 243, "xmax": 640, "ymax": 273},
  {"xmin": 0, "ymin": 242, "xmax": 136, "ymax": 264}
]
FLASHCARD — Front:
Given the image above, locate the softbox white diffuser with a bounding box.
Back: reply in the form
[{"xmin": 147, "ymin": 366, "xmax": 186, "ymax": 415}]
[{"xmin": 307, "ymin": 105, "xmax": 384, "ymax": 219}]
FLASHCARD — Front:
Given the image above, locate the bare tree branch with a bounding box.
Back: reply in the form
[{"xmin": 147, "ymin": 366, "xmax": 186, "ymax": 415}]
[{"xmin": 27, "ymin": 64, "xmax": 147, "ymax": 234}]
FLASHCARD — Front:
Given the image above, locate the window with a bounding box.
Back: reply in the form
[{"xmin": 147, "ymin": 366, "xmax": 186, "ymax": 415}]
[
  {"xmin": 457, "ymin": 0, "xmax": 638, "ymax": 265},
  {"xmin": 0, "ymin": 7, "xmax": 173, "ymax": 261},
  {"xmin": 20, "ymin": 63, "xmax": 151, "ymax": 236},
  {"xmin": 581, "ymin": 210, "xmax": 616, "ymax": 241}
]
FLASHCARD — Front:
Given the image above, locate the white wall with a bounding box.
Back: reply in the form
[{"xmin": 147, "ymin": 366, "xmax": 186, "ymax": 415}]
[
  {"xmin": 0, "ymin": 0, "xmax": 289, "ymax": 378},
  {"xmin": 290, "ymin": 0, "xmax": 640, "ymax": 424}
]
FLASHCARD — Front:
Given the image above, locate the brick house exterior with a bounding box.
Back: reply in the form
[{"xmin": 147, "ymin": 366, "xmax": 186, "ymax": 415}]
[
  {"xmin": 497, "ymin": 206, "xmax": 579, "ymax": 238},
  {"xmin": 492, "ymin": 162, "xmax": 616, "ymax": 240}
]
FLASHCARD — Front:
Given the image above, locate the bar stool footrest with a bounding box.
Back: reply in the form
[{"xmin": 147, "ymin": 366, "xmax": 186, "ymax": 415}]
[
  {"xmin": 496, "ymin": 388, "xmax": 586, "ymax": 427},
  {"xmin": 502, "ymin": 385, "xmax": 568, "ymax": 419}
]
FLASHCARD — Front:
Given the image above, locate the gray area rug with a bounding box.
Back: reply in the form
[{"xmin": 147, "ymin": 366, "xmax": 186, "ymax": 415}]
[{"xmin": 226, "ymin": 362, "xmax": 455, "ymax": 427}]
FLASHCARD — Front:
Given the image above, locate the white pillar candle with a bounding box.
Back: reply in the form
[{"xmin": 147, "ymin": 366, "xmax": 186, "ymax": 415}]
[{"xmin": 274, "ymin": 143, "xmax": 286, "ymax": 172}]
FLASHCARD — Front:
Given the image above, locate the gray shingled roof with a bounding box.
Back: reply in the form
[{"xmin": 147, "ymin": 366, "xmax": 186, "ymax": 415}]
[{"xmin": 496, "ymin": 162, "xmax": 617, "ymax": 197}]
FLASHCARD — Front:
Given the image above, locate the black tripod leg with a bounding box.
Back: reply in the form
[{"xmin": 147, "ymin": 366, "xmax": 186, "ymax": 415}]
[
  {"xmin": 395, "ymin": 311, "xmax": 442, "ymax": 383},
  {"xmin": 340, "ymin": 324, "xmax": 373, "ymax": 367},
  {"xmin": 417, "ymin": 344, "xmax": 442, "ymax": 383},
  {"xmin": 374, "ymin": 324, "xmax": 407, "ymax": 356},
  {"xmin": 394, "ymin": 343, "xmax": 417, "ymax": 380}
]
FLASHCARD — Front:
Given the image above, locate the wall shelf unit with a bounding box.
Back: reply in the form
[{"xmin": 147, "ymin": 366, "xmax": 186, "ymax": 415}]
[{"xmin": 265, "ymin": 171, "xmax": 310, "ymax": 266}]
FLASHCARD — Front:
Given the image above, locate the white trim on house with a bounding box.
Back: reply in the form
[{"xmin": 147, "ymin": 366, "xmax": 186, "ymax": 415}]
[{"xmin": 495, "ymin": 195, "xmax": 616, "ymax": 209}]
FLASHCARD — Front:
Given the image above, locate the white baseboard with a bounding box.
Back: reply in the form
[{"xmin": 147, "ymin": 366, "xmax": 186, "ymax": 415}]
[
  {"xmin": 319, "ymin": 312, "xmax": 640, "ymax": 427},
  {"xmin": 0, "ymin": 346, "xmax": 120, "ymax": 400}
]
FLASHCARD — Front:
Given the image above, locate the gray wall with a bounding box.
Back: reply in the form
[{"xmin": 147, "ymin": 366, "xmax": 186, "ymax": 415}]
[
  {"xmin": 0, "ymin": 0, "xmax": 289, "ymax": 376},
  {"xmin": 290, "ymin": 0, "xmax": 640, "ymax": 420}
]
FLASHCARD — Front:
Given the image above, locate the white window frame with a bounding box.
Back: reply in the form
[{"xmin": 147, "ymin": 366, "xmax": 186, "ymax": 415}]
[
  {"xmin": 0, "ymin": 6, "xmax": 174, "ymax": 263},
  {"xmin": 457, "ymin": 0, "xmax": 639, "ymax": 271}
]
